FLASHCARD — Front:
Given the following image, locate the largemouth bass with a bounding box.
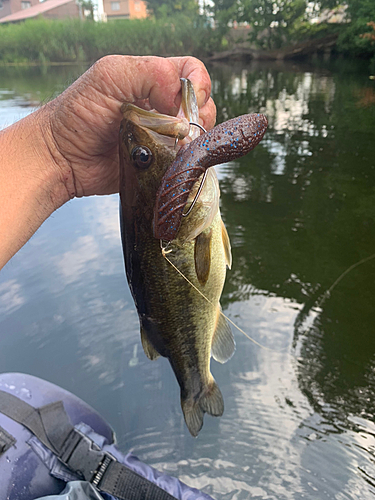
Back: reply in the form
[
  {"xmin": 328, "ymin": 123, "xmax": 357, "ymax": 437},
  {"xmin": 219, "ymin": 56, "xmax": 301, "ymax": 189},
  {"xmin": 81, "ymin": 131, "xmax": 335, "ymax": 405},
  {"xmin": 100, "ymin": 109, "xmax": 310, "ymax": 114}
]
[{"xmin": 119, "ymin": 80, "xmax": 267, "ymax": 436}]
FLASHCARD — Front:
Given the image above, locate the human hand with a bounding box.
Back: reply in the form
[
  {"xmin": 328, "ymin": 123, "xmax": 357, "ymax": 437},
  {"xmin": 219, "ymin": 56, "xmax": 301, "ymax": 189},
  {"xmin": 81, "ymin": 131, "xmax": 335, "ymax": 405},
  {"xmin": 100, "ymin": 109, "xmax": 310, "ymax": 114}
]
[
  {"xmin": 0, "ymin": 55, "xmax": 215, "ymax": 269},
  {"xmin": 42, "ymin": 55, "xmax": 216, "ymax": 204}
]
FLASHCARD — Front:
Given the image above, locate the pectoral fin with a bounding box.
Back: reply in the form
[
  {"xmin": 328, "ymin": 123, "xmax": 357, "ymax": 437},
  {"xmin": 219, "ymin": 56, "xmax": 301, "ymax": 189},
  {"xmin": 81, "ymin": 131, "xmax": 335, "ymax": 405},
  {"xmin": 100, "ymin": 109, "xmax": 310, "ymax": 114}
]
[
  {"xmin": 211, "ymin": 307, "xmax": 235, "ymax": 363},
  {"xmin": 140, "ymin": 326, "xmax": 160, "ymax": 361},
  {"xmin": 194, "ymin": 229, "xmax": 212, "ymax": 286},
  {"xmin": 221, "ymin": 220, "xmax": 232, "ymax": 269}
]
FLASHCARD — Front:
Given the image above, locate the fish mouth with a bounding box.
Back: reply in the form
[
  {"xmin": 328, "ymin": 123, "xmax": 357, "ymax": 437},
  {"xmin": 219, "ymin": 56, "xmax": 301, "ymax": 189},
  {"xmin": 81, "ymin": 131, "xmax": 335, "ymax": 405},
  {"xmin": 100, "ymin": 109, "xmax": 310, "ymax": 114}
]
[{"xmin": 120, "ymin": 79, "xmax": 200, "ymax": 149}]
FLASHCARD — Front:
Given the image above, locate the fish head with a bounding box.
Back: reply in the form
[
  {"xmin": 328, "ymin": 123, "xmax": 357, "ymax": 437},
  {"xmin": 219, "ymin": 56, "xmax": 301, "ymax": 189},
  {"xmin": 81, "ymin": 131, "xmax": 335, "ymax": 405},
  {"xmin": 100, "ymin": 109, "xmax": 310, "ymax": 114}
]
[
  {"xmin": 119, "ymin": 103, "xmax": 191, "ymax": 219},
  {"xmin": 119, "ymin": 80, "xmax": 212, "ymax": 232}
]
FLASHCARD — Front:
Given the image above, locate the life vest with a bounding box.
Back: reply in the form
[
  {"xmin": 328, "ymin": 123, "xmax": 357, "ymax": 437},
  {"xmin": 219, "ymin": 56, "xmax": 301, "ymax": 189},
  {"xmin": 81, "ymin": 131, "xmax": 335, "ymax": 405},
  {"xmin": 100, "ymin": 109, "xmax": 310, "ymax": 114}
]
[{"xmin": 0, "ymin": 373, "xmax": 214, "ymax": 500}]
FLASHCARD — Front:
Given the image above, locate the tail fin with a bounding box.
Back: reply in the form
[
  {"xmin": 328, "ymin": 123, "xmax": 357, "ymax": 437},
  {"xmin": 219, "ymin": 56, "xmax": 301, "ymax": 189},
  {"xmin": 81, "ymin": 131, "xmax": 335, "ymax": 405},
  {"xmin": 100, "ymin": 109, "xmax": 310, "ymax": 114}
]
[{"xmin": 181, "ymin": 380, "xmax": 224, "ymax": 437}]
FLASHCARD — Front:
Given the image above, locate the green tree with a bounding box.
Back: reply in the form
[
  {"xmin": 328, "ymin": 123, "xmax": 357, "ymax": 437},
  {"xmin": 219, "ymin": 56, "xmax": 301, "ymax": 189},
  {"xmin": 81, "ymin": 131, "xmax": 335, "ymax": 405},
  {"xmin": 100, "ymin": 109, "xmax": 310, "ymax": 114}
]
[
  {"xmin": 211, "ymin": 0, "xmax": 307, "ymax": 49},
  {"xmin": 145, "ymin": 0, "xmax": 199, "ymax": 19},
  {"xmin": 210, "ymin": 0, "xmax": 240, "ymax": 29},
  {"xmin": 77, "ymin": 0, "xmax": 95, "ymax": 20},
  {"xmin": 242, "ymin": 0, "xmax": 306, "ymax": 49},
  {"xmin": 336, "ymin": 0, "xmax": 375, "ymax": 63}
]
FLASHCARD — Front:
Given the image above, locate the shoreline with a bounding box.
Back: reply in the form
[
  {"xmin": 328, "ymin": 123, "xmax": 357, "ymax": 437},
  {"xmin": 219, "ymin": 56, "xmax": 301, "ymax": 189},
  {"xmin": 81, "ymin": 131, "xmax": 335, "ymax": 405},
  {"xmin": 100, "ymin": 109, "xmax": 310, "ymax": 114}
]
[
  {"xmin": 206, "ymin": 34, "xmax": 339, "ymax": 63},
  {"xmin": 0, "ymin": 35, "xmax": 355, "ymax": 67}
]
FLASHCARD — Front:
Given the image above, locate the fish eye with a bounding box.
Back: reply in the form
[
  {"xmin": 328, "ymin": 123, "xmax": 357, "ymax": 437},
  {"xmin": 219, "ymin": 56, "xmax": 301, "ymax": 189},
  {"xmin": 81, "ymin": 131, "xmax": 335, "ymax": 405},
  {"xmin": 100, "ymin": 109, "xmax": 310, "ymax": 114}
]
[{"xmin": 131, "ymin": 146, "xmax": 153, "ymax": 169}]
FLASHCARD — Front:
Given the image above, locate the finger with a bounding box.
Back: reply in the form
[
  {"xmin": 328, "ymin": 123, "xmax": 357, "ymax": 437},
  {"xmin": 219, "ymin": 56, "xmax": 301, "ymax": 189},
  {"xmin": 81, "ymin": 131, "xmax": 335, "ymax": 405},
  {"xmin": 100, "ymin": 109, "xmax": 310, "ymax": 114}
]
[
  {"xmin": 199, "ymin": 97, "xmax": 216, "ymax": 131},
  {"xmin": 133, "ymin": 98, "xmax": 152, "ymax": 110},
  {"xmin": 167, "ymin": 56, "xmax": 212, "ymax": 109},
  {"xmin": 88, "ymin": 55, "xmax": 183, "ymax": 116}
]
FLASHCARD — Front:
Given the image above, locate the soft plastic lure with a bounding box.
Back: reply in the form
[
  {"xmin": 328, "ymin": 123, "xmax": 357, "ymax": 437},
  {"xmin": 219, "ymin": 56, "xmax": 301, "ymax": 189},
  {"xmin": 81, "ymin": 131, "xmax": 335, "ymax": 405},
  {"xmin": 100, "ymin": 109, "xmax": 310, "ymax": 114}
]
[{"xmin": 154, "ymin": 113, "xmax": 268, "ymax": 241}]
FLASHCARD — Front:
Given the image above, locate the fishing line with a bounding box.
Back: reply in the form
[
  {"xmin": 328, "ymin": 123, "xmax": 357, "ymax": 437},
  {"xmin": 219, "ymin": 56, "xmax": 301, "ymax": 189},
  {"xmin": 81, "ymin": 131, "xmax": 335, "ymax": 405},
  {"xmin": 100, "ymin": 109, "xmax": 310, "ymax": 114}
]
[
  {"xmin": 161, "ymin": 245, "xmax": 281, "ymax": 353},
  {"xmin": 323, "ymin": 252, "xmax": 375, "ymax": 302},
  {"xmin": 297, "ymin": 252, "xmax": 375, "ymax": 324}
]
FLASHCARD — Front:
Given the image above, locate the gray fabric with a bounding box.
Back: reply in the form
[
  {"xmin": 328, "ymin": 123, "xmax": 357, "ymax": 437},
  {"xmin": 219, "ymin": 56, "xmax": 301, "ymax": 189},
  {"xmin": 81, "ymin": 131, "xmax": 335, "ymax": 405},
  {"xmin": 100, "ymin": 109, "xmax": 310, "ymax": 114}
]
[
  {"xmin": 0, "ymin": 390, "xmax": 54, "ymax": 451},
  {"xmin": 28, "ymin": 423, "xmax": 110, "ymax": 484},
  {"xmin": 0, "ymin": 424, "xmax": 16, "ymax": 455},
  {"xmin": 28, "ymin": 436, "xmax": 80, "ymax": 483},
  {"xmin": 100, "ymin": 461, "xmax": 177, "ymax": 500},
  {"xmin": 39, "ymin": 401, "xmax": 74, "ymax": 451},
  {"xmin": 0, "ymin": 392, "xmax": 178, "ymax": 500},
  {"xmin": 35, "ymin": 481, "xmax": 105, "ymax": 500}
]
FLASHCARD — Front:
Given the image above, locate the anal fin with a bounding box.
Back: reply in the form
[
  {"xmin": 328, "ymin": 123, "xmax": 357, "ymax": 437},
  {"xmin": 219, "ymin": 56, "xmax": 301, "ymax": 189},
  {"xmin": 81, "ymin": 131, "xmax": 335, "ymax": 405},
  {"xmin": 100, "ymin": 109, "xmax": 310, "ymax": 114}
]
[
  {"xmin": 140, "ymin": 326, "xmax": 160, "ymax": 361},
  {"xmin": 211, "ymin": 307, "xmax": 235, "ymax": 363}
]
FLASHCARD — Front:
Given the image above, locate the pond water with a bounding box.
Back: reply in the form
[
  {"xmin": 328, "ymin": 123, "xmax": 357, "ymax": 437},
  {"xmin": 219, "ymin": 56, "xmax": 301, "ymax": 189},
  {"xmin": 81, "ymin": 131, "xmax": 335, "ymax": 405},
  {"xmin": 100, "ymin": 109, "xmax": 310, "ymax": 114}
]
[{"xmin": 1, "ymin": 59, "xmax": 375, "ymax": 499}]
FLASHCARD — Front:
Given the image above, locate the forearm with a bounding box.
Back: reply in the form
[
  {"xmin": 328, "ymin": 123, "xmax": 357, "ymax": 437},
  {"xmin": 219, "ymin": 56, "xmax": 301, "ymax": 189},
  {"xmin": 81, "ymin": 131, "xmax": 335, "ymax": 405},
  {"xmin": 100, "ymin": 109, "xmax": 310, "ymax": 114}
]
[{"xmin": 0, "ymin": 107, "xmax": 68, "ymax": 269}]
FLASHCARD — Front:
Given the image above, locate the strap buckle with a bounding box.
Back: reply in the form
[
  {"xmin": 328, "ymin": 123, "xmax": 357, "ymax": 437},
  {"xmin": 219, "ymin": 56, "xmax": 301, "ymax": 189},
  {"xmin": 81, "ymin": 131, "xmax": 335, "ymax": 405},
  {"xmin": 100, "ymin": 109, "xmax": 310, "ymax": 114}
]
[{"xmin": 59, "ymin": 428, "xmax": 114, "ymax": 486}]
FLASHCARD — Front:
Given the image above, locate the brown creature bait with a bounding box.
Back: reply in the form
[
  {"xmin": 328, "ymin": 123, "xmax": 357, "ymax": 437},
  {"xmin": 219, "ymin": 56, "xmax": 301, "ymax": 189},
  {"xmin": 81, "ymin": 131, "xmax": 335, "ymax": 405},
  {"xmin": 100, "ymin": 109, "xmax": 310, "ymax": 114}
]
[{"xmin": 154, "ymin": 113, "xmax": 268, "ymax": 241}]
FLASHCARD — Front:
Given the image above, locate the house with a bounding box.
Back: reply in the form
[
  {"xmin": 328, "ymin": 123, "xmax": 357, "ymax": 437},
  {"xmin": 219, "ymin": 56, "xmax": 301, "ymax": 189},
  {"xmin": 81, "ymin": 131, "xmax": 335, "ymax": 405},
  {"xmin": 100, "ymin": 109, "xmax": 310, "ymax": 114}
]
[
  {"xmin": 0, "ymin": 0, "xmax": 39, "ymax": 20},
  {"xmin": 102, "ymin": 0, "xmax": 147, "ymax": 21},
  {"xmin": 0, "ymin": 0, "xmax": 81, "ymax": 23}
]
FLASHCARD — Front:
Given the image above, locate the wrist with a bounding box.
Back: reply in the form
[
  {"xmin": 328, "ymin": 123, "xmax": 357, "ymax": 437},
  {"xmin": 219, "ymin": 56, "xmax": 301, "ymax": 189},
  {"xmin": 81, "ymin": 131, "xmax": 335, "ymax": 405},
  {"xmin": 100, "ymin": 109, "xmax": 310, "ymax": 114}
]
[
  {"xmin": 4, "ymin": 105, "xmax": 71, "ymax": 210},
  {"xmin": 33, "ymin": 102, "xmax": 74, "ymax": 209}
]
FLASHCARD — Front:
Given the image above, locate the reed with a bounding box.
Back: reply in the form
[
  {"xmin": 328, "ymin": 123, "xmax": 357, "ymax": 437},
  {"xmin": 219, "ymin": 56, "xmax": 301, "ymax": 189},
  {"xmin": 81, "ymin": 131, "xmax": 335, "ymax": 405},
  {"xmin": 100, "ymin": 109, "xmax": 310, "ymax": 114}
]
[{"xmin": 0, "ymin": 17, "xmax": 217, "ymax": 64}]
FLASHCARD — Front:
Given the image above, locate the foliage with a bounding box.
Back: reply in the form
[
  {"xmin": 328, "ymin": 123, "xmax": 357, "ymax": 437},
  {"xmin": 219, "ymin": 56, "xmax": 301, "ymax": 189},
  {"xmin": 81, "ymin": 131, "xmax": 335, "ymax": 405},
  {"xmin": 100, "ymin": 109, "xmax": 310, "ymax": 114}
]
[
  {"xmin": 243, "ymin": 0, "xmax": 307, "ymax": 49},
  {"xmin": 209, "ymin": 0, "xmax": 375, "ymax": 58},
  {"xmin": 0, "ymin": 16, "xmax": 217, "ymax": 64},
  {"xmin": 334, "ymin": 0, "xmax": 375, "ymax": 60},
  {"xmin": 337, "ymin": 19, "xmax": 375, "ymax": 60},
  {"xmin": 145, "ymin": 0, "xmax": 198, "ymax": 19},
  {"xmin": 289, "ymin": 20, "xmax": 341, "ymax": 43},
  {"xmin": 360, "ymin": 21, "xmax": 375, "ymax": 43},
  {"xmin": 345, "ymin": 0, "xmax": 375, "ymax": 23},
  {"xmin": 78, "ymin": 0, "xmax": 95, "ymax": 21},
  {"xmin": 210, "ymin": 0, "xmax": 310, "ymax": 50},
  {"xmin": 209, "ymin": 0, "xmax": 239, "ymax": 29},
  {"xmin": 339, "ymin": 0, "xmax": 375, "ymax": 65}
]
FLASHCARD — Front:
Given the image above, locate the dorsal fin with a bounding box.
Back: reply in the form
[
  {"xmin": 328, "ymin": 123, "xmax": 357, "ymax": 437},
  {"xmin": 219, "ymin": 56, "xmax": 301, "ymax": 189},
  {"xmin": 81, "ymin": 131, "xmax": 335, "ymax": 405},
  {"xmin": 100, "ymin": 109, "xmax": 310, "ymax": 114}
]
[
  {"xmin": 211, "ymin": 307, "xmax": 235, "ymax": 363},
  {"xmin": 221, "ymin": 220, "xmax": 232, "ymax": 269}
]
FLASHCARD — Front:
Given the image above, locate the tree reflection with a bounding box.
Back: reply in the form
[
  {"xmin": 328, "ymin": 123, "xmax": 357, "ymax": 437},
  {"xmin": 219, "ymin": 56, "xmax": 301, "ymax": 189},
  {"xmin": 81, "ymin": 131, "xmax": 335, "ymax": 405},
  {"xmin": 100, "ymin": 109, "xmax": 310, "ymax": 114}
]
[
  {"xmin": 210, "ymin": 61, "xmax": 375, "ymax": 425},
  {"xmin": 0, "ymin": 65, "xmax": 87, "ymax": 105}
]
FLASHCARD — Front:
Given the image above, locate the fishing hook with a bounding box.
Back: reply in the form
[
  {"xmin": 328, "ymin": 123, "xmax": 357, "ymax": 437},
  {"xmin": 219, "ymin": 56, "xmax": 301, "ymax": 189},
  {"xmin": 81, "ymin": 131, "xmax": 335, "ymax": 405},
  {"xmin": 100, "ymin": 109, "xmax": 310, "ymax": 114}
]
[
  {"xmin": 181, "ymin": 122, "xmax": 208, "ymax": 218},
  {"xmin": 188, "ymin": 121, "xmax": 207, "ymax": 135}
]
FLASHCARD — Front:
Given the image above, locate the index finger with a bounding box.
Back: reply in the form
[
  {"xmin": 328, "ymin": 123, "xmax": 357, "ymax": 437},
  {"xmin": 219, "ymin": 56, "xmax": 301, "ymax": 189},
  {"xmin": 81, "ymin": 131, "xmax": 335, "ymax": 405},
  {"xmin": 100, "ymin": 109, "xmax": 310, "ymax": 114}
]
[{"xmin": 167, "ymin": 57, "xmax": 211, "ymax": 107}]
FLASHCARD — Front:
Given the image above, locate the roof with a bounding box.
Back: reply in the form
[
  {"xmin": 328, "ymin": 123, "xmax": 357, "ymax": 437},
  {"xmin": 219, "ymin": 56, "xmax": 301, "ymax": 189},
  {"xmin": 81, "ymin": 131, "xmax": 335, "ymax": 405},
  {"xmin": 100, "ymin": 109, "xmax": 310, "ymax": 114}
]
[{"xmin": 0, "ymin": 0, "xmax": 77, "ymax": 23}]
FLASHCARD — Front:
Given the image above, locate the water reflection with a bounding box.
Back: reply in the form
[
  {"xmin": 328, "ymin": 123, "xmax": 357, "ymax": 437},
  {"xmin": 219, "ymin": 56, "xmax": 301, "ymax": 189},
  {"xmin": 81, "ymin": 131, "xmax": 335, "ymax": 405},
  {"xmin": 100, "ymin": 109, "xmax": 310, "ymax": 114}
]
[
  {"xmin": 0, "ymin": 279, "xmax": 25, "ymax": 315},
  {"xmin": 211, "ymin": 60, "xmax": 375, "ymax": 497},
  {"xmin": 1, "ymin": 60, "xmax": 375, "ymax": 498},
  {"xmin": 0, "ymin": 64, "xmax": 88, "ymax": 128}
]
